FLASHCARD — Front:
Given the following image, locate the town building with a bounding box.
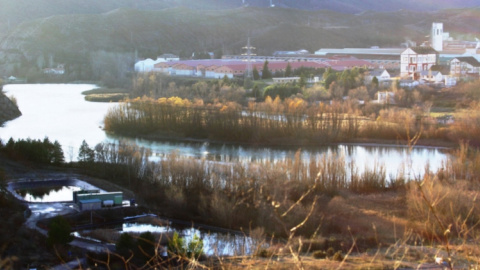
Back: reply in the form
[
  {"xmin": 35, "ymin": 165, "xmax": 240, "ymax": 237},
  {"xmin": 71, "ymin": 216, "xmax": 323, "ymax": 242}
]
[
  {"xmin": 314, "ymin": 48, "xmax": 404, "ymax": 69},
  {"xmin": 152, "ymin": 59, "xmax": 329, "ymax": 79},
  {"xmin": 272, "ymin": 77, "xmax": 301, "ymax": 84},
  {"xmin": 400, "ymin": 47, "xmax": 438, "ymax": 78},
  {"xmin": 431, "ymin": 22, "xmax": 444, "ymax": 52},
  {"xmin": 365, "ymin": 69, "xmax": 391, "ymax": 83},
  {"xmin": 43, "ymin": 64, "xmax": 65, "ymax": 75},
  {"xmin": 450, "ymin": 56, "xmax": 480, "ymax": 77},
  {"xmin": 134, "ymin": 54, "xmax": 179, "ymax": 72},
  {"xmin": 74, "ymin": 190, "xmax": 124, "ymax": 211},
  {"xmin": 419, "ymin": 70, "xmax": 444, "ymax": 83}
]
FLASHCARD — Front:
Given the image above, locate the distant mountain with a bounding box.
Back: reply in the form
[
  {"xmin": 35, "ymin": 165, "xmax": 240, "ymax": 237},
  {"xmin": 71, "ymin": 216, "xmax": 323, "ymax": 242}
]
[
  {"xmin": 261, "ymin": 0, "xmax": 480, "ymax": 13},
  {"xmin": 1, "ymin": 0, "xmax": 480, "ymax": 35}
]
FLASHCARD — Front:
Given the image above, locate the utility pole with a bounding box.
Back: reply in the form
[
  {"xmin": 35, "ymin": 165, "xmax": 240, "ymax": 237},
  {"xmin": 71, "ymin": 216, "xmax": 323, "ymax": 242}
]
[{"xmin": 242, "ymin": 37, "xmax": 256, "ymax": 79}]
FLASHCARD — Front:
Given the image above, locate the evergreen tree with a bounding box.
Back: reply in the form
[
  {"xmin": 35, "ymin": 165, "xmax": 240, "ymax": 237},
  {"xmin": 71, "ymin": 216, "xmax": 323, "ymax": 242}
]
[
  {"xmin": 372, "ymin": 76, "xmax": 379, "ymax": 89},
  {"xmin": 214, "ymin": 49, "xmax": 223, "ymax": 59},
  {"xmin": 222, "ymin": 75, "xmax": 230, "ymax": 86},
  {"xmin": 51, "ymin": 140, "xmax": 65, "ymax": 165},
  {"xmin": 285, "ymin": 62, "xmax": 292, "ymax": 77},
  {"xmin": 116, "ymin": 233, "xmax": 135, "ymax": 256},
  {"xmin": 261, "ymin": 61, "xmax": 272, "ymax": 79},
  {"xmin": 137, "ymin": 231, "xmax": 155, "ymax": 261},
  {"xmin": 78, "ymin": 140, "xmax": 95, "ymax": 163},
  {"xmin": 324, "ymin": 73, "xmax": 337, "ymax": 89},
  {"xmin": 252, "ymin": 84, "xmax": 262, "ymax": 100},
  {"xmin": 47, "ymin": 216, "xmax": 74, "ymax": 246},
  {"xmin": 252, "ymin": 66, "xmax": 260, "ymax": 80},
  {"xmin": 298, "ymin": 74, "xmax": 307, "ymax": 88}
]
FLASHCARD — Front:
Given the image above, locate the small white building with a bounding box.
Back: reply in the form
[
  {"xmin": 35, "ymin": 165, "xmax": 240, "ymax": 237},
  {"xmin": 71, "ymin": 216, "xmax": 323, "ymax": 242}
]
[
  {"xmin": 272, "ymin": 77, "xmax": 301, "ymax": 84},
  {"xmin": 43, "ymin": 64, "xmax": 65, "ymax": 75},
  {"xmin": 376, "ymin": 91, "xmax": 395, "ymax": 104},
  {"xmin": 399, "ymin": 79, "xmax": 420, "ymax": 88},
  {"xmin": 445, "ymin": 76, "xmax": 457, "ymax": 87},
  {"xmin": 450, "ymin": 56, "xmax": 480, "ymax": 77},
  {"xmin": 400, "ymin": 47, "xmax": 438, "ymax": 78},
  {"xmin": 419, "ymin": 70, "xmax": 444, "ymax": 83},
  {"xmin": 366, "ymin": 69, "xmax": 391, "ymax": 83},
  {"xmin": 135, "ymin": 54, "xmax": 179, "ymax": 72},
  {"xmin": 78, "ymin": 199, "xmax": 102, "ymax": 211}
]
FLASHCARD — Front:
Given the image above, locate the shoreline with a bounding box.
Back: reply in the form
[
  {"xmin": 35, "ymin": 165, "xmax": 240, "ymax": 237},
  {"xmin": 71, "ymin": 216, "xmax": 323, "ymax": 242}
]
[{"xmin": 109, "ymin": 131, "xmax": 457, "ymax": 151}]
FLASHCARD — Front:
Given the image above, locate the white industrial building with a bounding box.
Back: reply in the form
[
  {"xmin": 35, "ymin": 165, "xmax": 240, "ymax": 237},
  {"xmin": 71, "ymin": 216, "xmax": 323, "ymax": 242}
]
[{"xmin": 134, "ymin": 54, "xmax": 179, "ymax": 72}]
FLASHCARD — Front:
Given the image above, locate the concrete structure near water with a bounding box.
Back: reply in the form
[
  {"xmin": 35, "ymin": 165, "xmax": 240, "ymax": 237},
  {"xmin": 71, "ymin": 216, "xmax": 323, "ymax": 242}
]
[{"xmin": 74, "ymin": 190, "xmax": 123, "ymax": 211}]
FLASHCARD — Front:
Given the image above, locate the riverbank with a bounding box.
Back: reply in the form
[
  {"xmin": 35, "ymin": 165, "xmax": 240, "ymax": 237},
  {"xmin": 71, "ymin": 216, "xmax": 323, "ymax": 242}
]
[{"xmin": 2, "ymin": 152, "xmax": 479, "ymax": 269}]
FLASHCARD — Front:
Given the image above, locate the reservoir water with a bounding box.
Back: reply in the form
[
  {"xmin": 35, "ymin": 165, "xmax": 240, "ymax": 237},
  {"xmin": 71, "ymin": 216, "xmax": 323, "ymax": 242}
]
[{"xmin": 1, "ymin": 84, "xmax": 448, "ymax": 177}]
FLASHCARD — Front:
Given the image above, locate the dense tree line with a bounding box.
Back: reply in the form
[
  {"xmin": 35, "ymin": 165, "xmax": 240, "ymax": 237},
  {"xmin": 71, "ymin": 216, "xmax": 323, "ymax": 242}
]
[
  {"xmin": 1, "ymin": 137, "xmax": 64, "ymax": 164},
  {"xmin": 132, "ymin": 74, "xmax": 246, "ymax": 104},
  {"xmin": 104, "ymin": 96, "xmax": 362, "ymax": 144},
  {"xmin": 263, "ymin": 84, "xmax": 302, "ymax": 99}
]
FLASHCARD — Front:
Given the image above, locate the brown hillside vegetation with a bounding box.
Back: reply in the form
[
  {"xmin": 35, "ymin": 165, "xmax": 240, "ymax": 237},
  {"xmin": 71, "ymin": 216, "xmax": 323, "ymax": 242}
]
[{"xmin": 2, "ymin": 135, "xmax": 480, "ymax": 268}]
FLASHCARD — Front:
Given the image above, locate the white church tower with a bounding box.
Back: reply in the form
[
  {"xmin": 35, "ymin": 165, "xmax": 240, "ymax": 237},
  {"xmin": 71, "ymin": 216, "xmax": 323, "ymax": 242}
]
[{"xmin": 431, "ymin": 22, "xmax": 443, "ymax": 52}]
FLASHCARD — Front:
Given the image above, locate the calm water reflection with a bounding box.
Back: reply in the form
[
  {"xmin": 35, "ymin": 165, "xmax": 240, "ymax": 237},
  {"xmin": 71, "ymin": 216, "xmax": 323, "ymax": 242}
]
[
  {"xmin": 121, "ymin": 222, "xmax": 261, "ymax": 256},
  {"xmin": 1, "ymin": 84, "xmax": 448, "ymax": 177},
  {"xmin": 16, "ymin": 186, "xmax": 82, "ymax": 202}
]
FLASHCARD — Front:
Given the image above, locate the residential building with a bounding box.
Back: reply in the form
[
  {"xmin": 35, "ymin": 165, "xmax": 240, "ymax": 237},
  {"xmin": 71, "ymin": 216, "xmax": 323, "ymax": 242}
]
[
  {"xmin": 365, "ymin": 69, "xmax": 390, "ymax": 82},
  {"xmin": 450, "ymin": 56, "xmax": 480, "ymax": 77},
  {"xmin": 419, "ymin": 70, "xmax": 444, "ymax": 83},
  {"xmin": 400, "ymin": 47, "xmax": 438, "ymax": 78}
]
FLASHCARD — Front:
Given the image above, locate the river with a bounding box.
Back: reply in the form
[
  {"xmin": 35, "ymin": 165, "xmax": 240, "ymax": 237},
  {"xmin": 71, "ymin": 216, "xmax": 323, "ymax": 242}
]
[{"xmin": 0, "ymin": 84, "xmax": 448, "ymax": 177}]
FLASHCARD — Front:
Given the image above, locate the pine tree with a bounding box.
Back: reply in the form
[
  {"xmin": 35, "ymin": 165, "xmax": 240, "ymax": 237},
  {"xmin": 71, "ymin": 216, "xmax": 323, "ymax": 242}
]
[
  {"xmin": 252, "ymin": 66, "xmax": 260, "ymax": 80},
  {"xmin": 47, "ymin": 216, "xmax": 74, "ymax": 246},
  {"xmin": 285, "ymin": 62, "xmax": 292, "ymax": 77},
  {"xmin": 78, "ymin": 140, "xmax": 95, "ymax": 163},
  {"xmin": 52, "ymin": 140, "xmax": 65, "ymax": 165},
  {"xmin": 261, "ymin": 61, "xmax": 272, "ymax": 79},
  {"xmin": 372, "ymin": 76, "xmax": 379, "ymax": 89}
]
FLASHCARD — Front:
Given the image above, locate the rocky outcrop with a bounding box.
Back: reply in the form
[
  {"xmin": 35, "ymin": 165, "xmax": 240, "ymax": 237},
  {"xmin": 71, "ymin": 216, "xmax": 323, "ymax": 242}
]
[{"xmin": 0, "ymin": 91, "xmax": 21, "ymax": 125}]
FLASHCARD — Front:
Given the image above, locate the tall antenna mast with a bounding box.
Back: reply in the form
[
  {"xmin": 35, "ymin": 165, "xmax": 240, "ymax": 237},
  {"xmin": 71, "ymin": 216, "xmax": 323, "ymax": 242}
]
[{"xmin": 242, "ymin": 37, "xmax": 256, "ymax": 79}]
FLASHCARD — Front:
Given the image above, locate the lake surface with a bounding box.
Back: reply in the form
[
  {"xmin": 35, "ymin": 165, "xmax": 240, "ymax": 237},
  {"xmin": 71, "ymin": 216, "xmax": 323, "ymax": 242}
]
[
  {"xmin": 1, "ymin": 84, "xmax": 116, "ymax": 161},
  {"xmin": 121, "ymin": 222, "xmax": 261, "ymax": 256},
  {"xmin": 1, "ymin": 84, "xmax": 448, "ymax": 177},
  {"xmin": 15, "ymin": 186, "xmax": 82, "ymax": 202}
]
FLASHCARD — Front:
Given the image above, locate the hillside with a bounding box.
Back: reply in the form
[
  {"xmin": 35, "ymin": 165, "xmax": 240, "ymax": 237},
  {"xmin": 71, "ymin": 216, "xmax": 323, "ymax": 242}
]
[
  {"xmin": 0, "ymin": 0, "xmax": 479, "ymax": 36},
  {"xmin": 0, "ymin": 7, "xmax": 479, "ymax": 81}
]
